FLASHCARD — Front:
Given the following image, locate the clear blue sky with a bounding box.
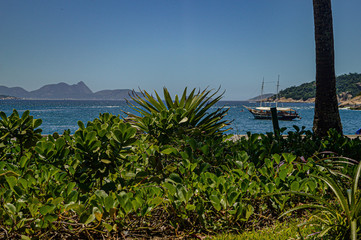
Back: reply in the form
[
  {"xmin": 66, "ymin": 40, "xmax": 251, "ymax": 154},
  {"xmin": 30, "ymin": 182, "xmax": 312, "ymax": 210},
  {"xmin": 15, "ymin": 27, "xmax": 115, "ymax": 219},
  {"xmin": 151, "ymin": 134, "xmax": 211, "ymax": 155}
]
[{"xmin": 1, "ymin": 0, "xmax": 360, "ymax": 100}]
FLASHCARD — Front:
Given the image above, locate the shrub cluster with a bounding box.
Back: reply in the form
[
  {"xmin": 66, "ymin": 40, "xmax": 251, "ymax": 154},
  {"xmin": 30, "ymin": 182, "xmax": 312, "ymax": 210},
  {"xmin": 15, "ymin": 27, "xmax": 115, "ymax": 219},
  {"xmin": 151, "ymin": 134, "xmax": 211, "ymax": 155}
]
[{"xmin": 1, "ymin": 88, "xmax": 361, "ymax": 239}]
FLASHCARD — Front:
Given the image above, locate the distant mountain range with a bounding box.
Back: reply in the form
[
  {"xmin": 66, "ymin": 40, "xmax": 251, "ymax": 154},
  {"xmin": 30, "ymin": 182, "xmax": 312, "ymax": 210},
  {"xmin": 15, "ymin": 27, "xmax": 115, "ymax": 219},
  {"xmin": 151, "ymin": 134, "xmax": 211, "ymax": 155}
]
[{"xmin": 0, "ymin": 81, "xmax": 137, "ymax": 100}]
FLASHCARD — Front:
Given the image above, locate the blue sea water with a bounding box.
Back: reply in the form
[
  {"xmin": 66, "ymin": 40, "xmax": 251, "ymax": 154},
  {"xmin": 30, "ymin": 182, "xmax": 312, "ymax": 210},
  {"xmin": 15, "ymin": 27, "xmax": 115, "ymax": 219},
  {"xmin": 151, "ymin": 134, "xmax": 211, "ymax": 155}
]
[{"xmin": 1, "ymin": 100, "xmax": 361, "ymax": 135}]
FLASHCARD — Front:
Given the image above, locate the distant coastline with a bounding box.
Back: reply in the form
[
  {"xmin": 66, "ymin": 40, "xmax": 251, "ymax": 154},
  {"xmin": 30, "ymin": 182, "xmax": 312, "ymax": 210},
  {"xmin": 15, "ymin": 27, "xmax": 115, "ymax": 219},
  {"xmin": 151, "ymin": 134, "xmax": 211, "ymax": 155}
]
[
  {"xmin": 0, "ymin": 95, "xmax": 20, "ymax": 100},
  {"xmin": 274, "ymin": 97, "xmax": 315, "ymax": 103},
  {"xmin": 253, "ymin": 73, "xmax": 361, "ymax": 106},
  {"xmin": 0, "ymin": 81, "xmax": 138, "ymax": 100},
  {"xmin": 258, "ymin": 95, "xmax": 361, "ymax": 110}
]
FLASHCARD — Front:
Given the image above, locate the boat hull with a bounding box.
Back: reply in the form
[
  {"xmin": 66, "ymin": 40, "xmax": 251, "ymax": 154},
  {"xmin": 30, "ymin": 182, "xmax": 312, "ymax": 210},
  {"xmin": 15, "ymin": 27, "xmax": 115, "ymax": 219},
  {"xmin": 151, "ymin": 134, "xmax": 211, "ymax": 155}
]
[
  {"xmin": 252, "ymin": 113, "xmax": 298, "ymax": 121},
  {"xmin": 244, "ymin": 106, "xmax": 300, "ymax": 121}
]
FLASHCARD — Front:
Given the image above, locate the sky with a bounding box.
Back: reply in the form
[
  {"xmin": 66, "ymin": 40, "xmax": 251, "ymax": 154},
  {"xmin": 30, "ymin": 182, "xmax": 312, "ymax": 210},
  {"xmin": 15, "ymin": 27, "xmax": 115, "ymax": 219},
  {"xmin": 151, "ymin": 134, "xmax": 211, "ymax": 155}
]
[{"xmin": 1, "ymin": 0, "xmax": 360, "ymax": 100}]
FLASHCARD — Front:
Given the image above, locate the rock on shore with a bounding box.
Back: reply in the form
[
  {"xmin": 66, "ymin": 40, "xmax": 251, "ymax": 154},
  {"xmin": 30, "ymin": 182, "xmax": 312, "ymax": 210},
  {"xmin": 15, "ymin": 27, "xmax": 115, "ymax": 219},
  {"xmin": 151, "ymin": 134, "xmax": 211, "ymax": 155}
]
[
  {"xmin": 339, "ymin": 95, "xmax": 361, "ymax": 110},
  {"xmin": 272, "ymin": 95, "xmax": 361, "ymax": 110},
  {"xmin": 276, "ymin": 97, "xmax": 315, "ymax": 103}
]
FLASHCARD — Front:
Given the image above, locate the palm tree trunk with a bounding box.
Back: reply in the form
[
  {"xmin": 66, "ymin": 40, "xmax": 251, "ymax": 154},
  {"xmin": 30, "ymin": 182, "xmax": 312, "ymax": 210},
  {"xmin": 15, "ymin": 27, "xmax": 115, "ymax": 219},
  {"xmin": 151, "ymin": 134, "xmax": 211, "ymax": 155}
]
[{"xmin": 312, "ymin": 0, "xmax": 342, "ymax": 137}]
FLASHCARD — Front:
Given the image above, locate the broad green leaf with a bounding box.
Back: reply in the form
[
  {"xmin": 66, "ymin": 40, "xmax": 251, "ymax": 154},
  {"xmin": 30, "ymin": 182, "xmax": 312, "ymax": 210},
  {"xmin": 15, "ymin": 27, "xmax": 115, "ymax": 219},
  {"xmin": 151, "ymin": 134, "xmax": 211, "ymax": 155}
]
[
  {"xmin": 104, "ymin": 223, "xmax": 113, "ymax": 232},
  {"xmin": 149, "ymin": 197, "xmax": 163, "ymax": 206},
  {"xmin": 66, "ymin": 182, "xmax": 76, "ymax": 196},
  {"xmin": 200, "ymin": 145, "xmax": 209, "ymax": 155},
  {"xmin": 33, "ymin": 118, "xmax": 42, "ymax": 128},
  {"xmin": 0, "ymin": 111, "xmax": 7, "ymax": 121},
  {"xmin": 95, "ymin": 190, "xmax": 108, "ymax": 200},
  {"xmin": 163, "ymin": 182, "xmax": 177, "ymax": 196},
  {"xmin": 290, "ymin": 181, "xmax": 300, "ymax": 191},
  {"xmin": 282, "ymin": 153, "xmax": 296, "ymax": 163},
  {"xmin": 5, "ymin": 176, "xmax": 17, "ymax": 190},
  {"xmin": 169, "ymin": 173, "xmax": 183, "ymax": 184},
  {"xmin": 21, "ymin": 110, "xmax": 30, "ymax": 120},
  {"xmin": 93, "ymin": 207, "xmax": 103, "ymax": 221},
  {"xmin": 210, "ymin": 195, "xmax": 221, "ymax": 211},
  {"xmin": 79, "ymin": 173, "xmax": 88, "ymax": 183},
  {"xmin": 52, "ymin": 197, "xmax": 64, "ymax": 206},
  {"xmin": 19, "ymin": 156, "xmax": 29, "ymax": 168},
  {"xmin": 265, "ymin": 183, "xmax": 276, "ymax": 193},
  {"xmin": 77, "ymin": 121, "xmax": 85, "ymax": 130},
  {"xmin": 21, "ymin": 235, "xmax": 31, "ymax": 240},
  {"xmin": 131, "ymin": 197, "xmax": 143, "ymax": 212},
  {"xmin": 13, "ymin": 186, "xmax": 24, "ymax": 196},
  {"xmin": 39, "ymin": 204, "xmax": 56, "ymax": 215},
  {"xmin": 105, "ymin": 196, "xmax": 115, "ymax": 212},
  {"xmin": 161, "ymin": 147, "xmax": 177, "ymax": 155},
  {"xmin": 306, "ymin": 180, "xmax": 317, "ymax": 192},
  {"xmin": 4, "ymin": 203, "xmax": 16, "ymax": 214},
  {"xmin": 279, "ymin": 169, "xmax": 288, "ymax": 181},
  {"xmin": 186, "ymin": 204, "xmax": 196, "ymax": 211},
  {"xmin": 176, "ymin": 185, "xmax": 187, "ymax": 203},
  {"xmin": 44, "ymin": 214, "xmax": 58, "ymax": 223},
  {"xmin": 245, "ymin": 205, "xmax": 254, "ymax": 220},
  {"xmin": 273, "ymin": 154, "xmax": 281, "ymax": 165},
  {"xmin": 83, "ymin": 213, "xmax": 96, "ymax": 225},
  {"xmin": 18, "ymin": 178, "xmax": 28, "ymax": 189},
  {"xmin": 55, "ymin": 137, "xmax": 65, "ymax": 149}
]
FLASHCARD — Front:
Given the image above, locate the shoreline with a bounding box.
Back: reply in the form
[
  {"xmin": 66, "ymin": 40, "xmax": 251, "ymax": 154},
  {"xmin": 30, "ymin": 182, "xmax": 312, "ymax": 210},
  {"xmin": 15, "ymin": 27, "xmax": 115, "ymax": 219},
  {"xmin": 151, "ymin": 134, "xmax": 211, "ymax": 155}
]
[
  {"xmin": 261, "ymin": 96, "xmax": 361, "ymax": 109},
  {"xmin": 228, "ymin": 134, "xmax": 360, "ymax": 141}
]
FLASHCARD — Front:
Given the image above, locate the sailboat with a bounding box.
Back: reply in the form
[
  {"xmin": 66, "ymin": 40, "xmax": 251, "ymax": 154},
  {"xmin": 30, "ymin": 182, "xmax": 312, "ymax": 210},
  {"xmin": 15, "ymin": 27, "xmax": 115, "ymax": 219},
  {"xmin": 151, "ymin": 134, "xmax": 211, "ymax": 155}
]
[{"xmin": 244, "ymin": 76, "xmax": 301, "ymax": 121}]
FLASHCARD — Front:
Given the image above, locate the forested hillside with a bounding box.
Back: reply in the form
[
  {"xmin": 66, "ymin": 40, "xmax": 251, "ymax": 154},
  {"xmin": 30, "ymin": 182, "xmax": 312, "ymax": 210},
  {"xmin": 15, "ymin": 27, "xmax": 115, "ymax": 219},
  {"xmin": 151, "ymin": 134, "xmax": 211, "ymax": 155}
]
[
  {"xmin": 336, "ymin": 73, "xmax": 361, "ymax": 96},
  {"xmin": 278, "ymin": 82, "xmax": 316, "ymax": 101},
  {"xmin": 278, "ymin": 73, "xmax": 361, "ymax": 101}
]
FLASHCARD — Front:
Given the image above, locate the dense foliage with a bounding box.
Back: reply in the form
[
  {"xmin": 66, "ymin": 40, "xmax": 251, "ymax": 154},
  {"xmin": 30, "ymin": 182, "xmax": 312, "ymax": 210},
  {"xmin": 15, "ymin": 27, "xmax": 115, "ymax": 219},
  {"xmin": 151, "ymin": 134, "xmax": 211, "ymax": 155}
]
[
  {"xmin": 1, "ymin": 90, "xmax": 361, "ymax": 239},
  {"xmin": 278, "ymin": 82, "xmax": 316, "ymax": 101},
  {"xmin": 336, "ymin": 73, "xmax": 361, "ymax": 97},
  {"xmin": 277, "ymin": 73, "xmax": 361, "ymax": 101}
]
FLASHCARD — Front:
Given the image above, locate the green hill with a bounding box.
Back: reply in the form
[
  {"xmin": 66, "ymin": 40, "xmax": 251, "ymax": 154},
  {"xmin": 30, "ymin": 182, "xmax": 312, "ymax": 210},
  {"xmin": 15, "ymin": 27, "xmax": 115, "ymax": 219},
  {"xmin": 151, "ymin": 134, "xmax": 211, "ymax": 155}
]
[{"xmin": 277, "ymin": 73, "xmax": 361, "ymax": 101}]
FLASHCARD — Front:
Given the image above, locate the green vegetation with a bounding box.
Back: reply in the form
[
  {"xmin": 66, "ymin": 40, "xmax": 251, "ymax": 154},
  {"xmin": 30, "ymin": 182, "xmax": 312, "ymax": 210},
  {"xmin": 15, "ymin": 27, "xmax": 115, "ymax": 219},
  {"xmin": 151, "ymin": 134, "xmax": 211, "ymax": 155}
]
[
  {"xmin": 1, "ymin": 88, "xmax": 361, "ymax": 239},
  {"xmin": 278, "ymin": 82, "xmax": 316, "ymax": 101},
  {"xmin": 126, "ymin": 87, "xmax": 230, "ymax": 144},
  {"xmin": 280, "ymin": 156, "xmax": 361, "ymax": 239},
  {"xmin": 209, "ymin": 220, "xmax": 317, "ymax": 240},
  {"xmin": 336, "ymin": 73, "xmax": 361, "ymax": 97},
  {"xmin": 277, "ymin": 73, "xmax": 361, "ymax": 101}
]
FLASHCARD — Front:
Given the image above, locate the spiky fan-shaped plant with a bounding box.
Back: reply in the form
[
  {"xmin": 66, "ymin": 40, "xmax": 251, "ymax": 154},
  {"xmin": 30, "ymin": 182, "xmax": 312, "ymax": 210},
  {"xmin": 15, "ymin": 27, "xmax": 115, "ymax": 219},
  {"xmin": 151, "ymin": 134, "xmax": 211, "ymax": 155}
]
[
  {"xmin": 280, "ymin": 156, "xmax": 361, "ymax": 240},
  {"xmin": 125, "ymin": 87, "xmax": 230, "ymax": 144}
]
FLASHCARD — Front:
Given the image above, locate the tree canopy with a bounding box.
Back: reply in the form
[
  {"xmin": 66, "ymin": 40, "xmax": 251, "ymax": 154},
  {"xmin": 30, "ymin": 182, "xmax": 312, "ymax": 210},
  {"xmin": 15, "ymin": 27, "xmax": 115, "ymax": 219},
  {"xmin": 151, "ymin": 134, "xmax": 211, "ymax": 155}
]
[{"xmin": 277, "ymin": 73, "xmax": 361, "ymax": 101}]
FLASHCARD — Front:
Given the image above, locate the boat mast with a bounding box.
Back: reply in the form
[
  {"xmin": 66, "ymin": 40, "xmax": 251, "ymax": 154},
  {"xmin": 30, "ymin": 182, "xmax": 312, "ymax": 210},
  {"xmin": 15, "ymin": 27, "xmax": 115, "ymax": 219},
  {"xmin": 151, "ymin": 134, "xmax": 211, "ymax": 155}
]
[
  {"xmin": 276, "ymin": 75, "xmax": 280, "ymax": 108},
  {"xmin": 260, "ymin": 78, "xmax": 264, "ymax": 107}
]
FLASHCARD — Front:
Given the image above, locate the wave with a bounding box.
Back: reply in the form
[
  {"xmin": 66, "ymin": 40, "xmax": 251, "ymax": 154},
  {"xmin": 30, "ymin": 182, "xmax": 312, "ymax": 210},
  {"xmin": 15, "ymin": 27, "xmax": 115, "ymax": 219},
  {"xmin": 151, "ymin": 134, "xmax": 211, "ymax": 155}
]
[
  {"xmin": 85, "ymin": 106, "xmax": 120, "ymax": 109},
  {"xmin": 30, "ymin": 108, "xmax": 67, "ymax": 112}
]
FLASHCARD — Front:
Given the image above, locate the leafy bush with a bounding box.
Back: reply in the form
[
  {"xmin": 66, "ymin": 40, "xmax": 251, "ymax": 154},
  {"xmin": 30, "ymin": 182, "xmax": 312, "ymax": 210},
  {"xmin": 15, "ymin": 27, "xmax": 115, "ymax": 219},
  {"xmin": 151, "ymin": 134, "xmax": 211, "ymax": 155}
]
[
  {"xmin": 2, "ymin": 96, "xmax": 361, "ymax": 238},
  {"xmin": 0, "ymin": 110, "xmax": 42, "ymax": 161}
]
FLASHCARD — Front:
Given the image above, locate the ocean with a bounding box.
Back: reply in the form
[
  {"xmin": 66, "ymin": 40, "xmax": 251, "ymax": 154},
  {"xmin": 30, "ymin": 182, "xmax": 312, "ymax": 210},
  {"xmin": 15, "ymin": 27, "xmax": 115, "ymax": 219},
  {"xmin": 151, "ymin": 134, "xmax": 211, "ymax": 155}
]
[{"xmin": 1, "ymin": 100, "xmax": 361, "ymax": 135}]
